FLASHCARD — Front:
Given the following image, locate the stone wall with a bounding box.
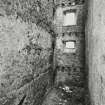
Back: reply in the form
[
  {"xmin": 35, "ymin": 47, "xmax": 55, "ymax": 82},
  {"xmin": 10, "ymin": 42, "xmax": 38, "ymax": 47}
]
[
  {"xmin": 45, "ymin": 2, "xmax": 88, "ymax": 105},
  {"xmin": 41, "ymin": 1, "xmax": 89, "ymax": 104},
  {"xmin": 86, "ymin": 0, "xmax": 105, "ymax": 105},
  {"xmin": 56, "ymin": 32, "xmax": 85, "ymax": 67},
  {"xmin": 0, "ymin": 0, "xmax": 54, "ymax": 104}
]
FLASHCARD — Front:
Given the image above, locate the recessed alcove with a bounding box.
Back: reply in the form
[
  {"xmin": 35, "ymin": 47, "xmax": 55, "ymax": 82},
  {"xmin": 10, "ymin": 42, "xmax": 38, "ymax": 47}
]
[
  {"xmin": 63, "ymin": 40, "xmax": 76, "ymax": 53},
  {"xmin": 65, "ymin": 41, "xmax": 75, "ymax": 49}
]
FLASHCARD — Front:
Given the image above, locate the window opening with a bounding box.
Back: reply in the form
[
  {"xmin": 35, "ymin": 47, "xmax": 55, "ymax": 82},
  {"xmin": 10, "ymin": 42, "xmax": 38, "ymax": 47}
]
[{"xmin": 63, "ymin": 10, "xmax": 77, "ymax": 26}]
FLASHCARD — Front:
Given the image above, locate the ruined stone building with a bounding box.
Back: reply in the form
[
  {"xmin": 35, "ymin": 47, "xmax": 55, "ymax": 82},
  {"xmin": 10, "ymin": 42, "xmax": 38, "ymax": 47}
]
[
  {"xmin": 43, "ymin": 0, "xmax": 88, "ymax": 105},
  {"xmin": 0, "ymin": 0, "xmax": 105, "ymax": 105}
]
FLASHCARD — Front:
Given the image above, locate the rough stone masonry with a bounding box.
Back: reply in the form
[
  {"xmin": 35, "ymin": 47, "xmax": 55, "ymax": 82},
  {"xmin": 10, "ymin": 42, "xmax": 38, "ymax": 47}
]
[{"xmin": 0, "ymin": 0, "xmax": 90, "ymax": 105}]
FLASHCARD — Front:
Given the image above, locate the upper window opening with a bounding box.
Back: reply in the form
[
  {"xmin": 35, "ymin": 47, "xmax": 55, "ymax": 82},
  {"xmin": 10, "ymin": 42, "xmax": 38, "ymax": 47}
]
[{"xmin": 63, "ymin": 10, "xmax": 77, "ymax": 26}]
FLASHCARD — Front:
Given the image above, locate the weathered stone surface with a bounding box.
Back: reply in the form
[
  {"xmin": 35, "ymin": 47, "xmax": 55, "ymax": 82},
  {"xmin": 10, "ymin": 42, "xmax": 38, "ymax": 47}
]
[
  {"xmin": 52, "ymin": 1, "xmax": 89, "ymax": 105},
  {"xmin": 53, "ymin": 66, "xmax": 85, "ymax": 105},
  {"xmin": 0, "ymin": 16, "xmax": 52, "ymax": 105},
  {"xmin": 56, "ymin": 32, "xmax": 85, "ymax": 67},
  {"xmin": 42, "ymin": 86, "xmax": 84, "ymax": 105},
  {"xmin": 86, "ymin": 0, "xmax": 105, "ymax": 105},
  {"xmin": 0, "ymin": 0, "xmax": 55, "ymax": 104},
  {"xmin": 0, "ymin": 0, "xmax": 91, "ymax": 105},
  {"xmin": 54, "ymin": 0, "xmax": 85, "ymax": 6}
]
